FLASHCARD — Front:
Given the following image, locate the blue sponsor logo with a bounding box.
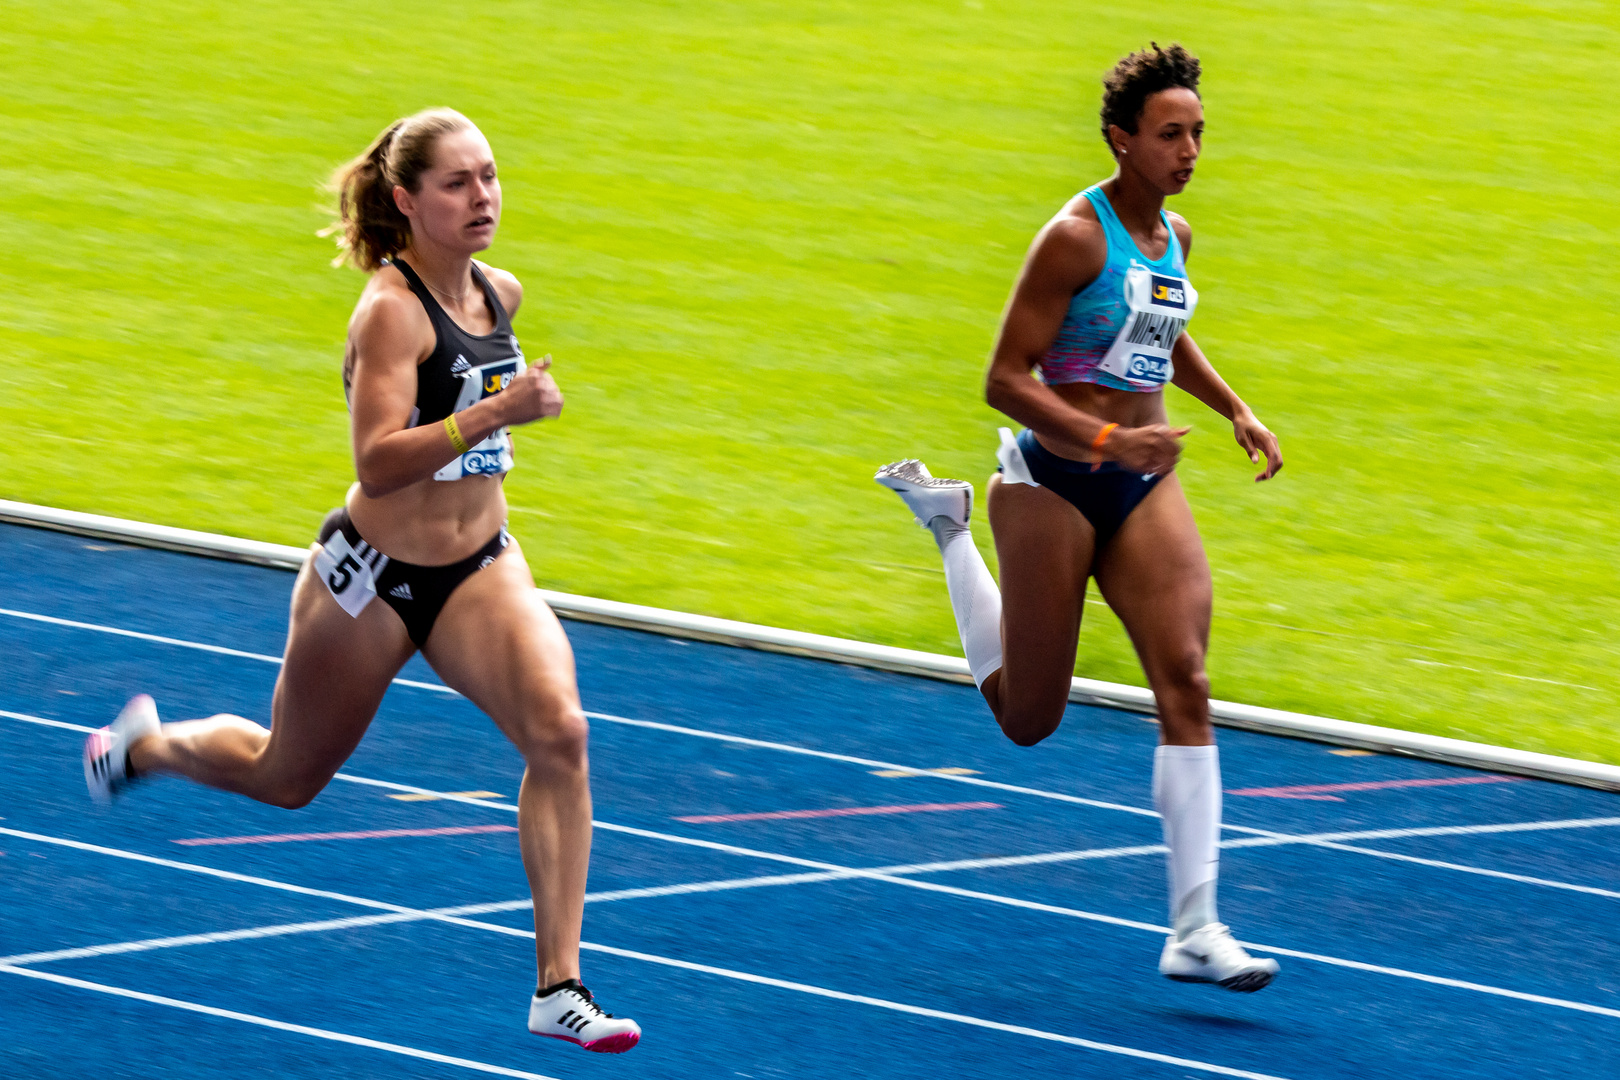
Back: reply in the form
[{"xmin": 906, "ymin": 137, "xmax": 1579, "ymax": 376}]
[
  {"xmin": 1127, "ymin": 353, "xmax": 1171, "ymax": 383},
  {"xmin": 1150, "ymin": 275, "xmax": 1186, "ymax": 309},
  {"xmin": 462, "ymin": 451, "xmax": 508, "ymax": 475}
]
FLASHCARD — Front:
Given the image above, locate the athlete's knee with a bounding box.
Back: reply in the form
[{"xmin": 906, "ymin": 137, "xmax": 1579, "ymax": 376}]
[
  {"xmin": 996, "ymin": 704, "xmax": 1064, "ymax": 747},
  {"xmin": 511, "ymin": 702, "xmax": 589, "ymax": 770},
  {"xmin": 263, "ymin": 774, "xmax": 330, "ymax": 810},
  {"xmin": 1154, "ymin": 647, "xmax": 1210, "ymax": 702}
]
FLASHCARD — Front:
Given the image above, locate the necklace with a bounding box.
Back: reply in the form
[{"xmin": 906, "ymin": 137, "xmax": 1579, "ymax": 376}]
[{"xmin": 421, "ymin": 273, "xmax": 475, "ymax": 308}]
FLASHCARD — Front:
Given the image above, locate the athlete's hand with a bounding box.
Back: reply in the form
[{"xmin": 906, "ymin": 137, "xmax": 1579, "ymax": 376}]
[
  {"xmin": 1108, "ymin": 424, "xmax": 1189, "ymax": 476},
  {"xmin": 498, "ymin": 355, "xmax": 564, "ymax": 426},
  {"xmin": 1233, "ymin": 409, "xmax": 1282, "ymax": 481}
]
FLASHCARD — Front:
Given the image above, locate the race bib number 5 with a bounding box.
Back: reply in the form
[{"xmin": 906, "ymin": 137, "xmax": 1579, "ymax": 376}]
[{"xmin": 312, "ymin": 530, "xmax": 379, "ymax": 618}]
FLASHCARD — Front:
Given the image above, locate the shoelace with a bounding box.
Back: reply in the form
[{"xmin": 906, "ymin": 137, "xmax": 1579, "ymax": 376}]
[{"xmin": 570, "ymin": 985, "xmax": 616, "ymax": 1019}]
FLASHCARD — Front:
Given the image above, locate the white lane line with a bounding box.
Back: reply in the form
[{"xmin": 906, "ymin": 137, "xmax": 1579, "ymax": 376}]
[
  {"xmin": 0, "ymin": 608, "xmax": 286, "ymax": 665},
  {"xmin": 0, "ymin": 608, "xmax": 454, "ymax": 696},
  {"xmin": 10, "ymin": 608, "xmax": 1612, "ymax": 860},
  {"xmin": 571, "ymin": 942, "xmax": 1293, "ymax": 1080},
  {"xmin": 4, "ymin": 868, "xmax": 915, "ymax": 966},
  {"xmin": 581, "ymin": 871, "xmax": 852, "ymax": 903},
  {"xmin": 0, "ymin": 900, "xmax": 531, "ymax": 967},
  {"xmin": 319, "ymin": 775, "xmax": 1163, "ymax": 936},
  {"xmin": 0, "ymin": 607, "xmax": 1154, "ymax": 817},
  {"xmin": 1, "ymin": 709, "xmax": 96, "ymax": 733},
  {"xmin": 0, "ymin": 842, "xmax": 1290, "ymax": 1080},
  {"xmin": 9, "ymin": 823, "xmax": 1620, "ymax": 1022},
  {"xmin": 0, "ymin": 826, "xmax": 436, "ymax": 915},
  {"xmin": 8, "ymin": 706, "xmax": 1620, "ymax": 905},
  {"xmin": 580, "ymin": 711, "xmax": 1161, "ymax": 818},
  {"xmin": 0, "ymin": 965, "xmax": 564, "ymax": 1080},
  {"xmin": 1218, "ymin": 829, "xmax": 1620, "ymax": 906},
  {"xmin": 0, "ymin": 890, "xmax": 1275, "ymax": 1080}
]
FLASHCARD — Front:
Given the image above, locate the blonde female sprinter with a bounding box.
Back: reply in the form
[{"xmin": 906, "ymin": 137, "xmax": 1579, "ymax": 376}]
[{"xmin": 83, "ymin": 108, "xmax": 640, "ymax": 1052}]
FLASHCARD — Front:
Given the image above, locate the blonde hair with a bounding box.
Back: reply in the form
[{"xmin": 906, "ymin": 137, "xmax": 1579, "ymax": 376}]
[{"xmin": 325, "ymin": 108, "xmax": 476, "ymax": 272}]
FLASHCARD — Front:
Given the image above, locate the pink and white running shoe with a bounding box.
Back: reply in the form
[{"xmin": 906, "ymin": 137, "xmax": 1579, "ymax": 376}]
[
  {"xmin": 528, "ymin": 979, "xmax": 640, "ymax": 1053},
  {"xmin": 83, "ymin": 694, "xmax": 160, "ymax": 804}
]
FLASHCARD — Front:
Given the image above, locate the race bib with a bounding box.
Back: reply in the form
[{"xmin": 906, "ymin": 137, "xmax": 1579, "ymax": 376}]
[
  {"xmin": 313, "ymin": 529, "xmax": 385, "ymax": 618},
  {"xmin": 1096, "ymin": 266, "xmax": 1197, "ymax": 389},
  {"xmin": 435, "ymin": 353, "xmax": 526, "ymax": 482}
]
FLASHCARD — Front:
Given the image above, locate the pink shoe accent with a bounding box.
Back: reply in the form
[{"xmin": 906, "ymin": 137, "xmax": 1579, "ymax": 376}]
[
  {"xmin": 582, "ymin": 1031, "xmax": 640, "ymax": 1054},
  {"xmin": 536, "ymin": 1031, "xmax": 640, "ymax": 1054}
]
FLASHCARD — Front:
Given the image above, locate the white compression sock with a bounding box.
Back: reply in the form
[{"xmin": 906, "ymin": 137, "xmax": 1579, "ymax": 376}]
[
  {"xmin": 927, "ymin": 517, "xmax": 1004, "ymax": 687},
  {"xmin": 1153, "ymin": 743, "xmax": 1222, "ymax": 939}
]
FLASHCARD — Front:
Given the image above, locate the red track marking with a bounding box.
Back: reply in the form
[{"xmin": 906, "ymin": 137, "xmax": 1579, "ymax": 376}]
[
  {"xmin": 1227, "ymin": 775, "xmax": 1521, "ymax": 801},
  {"xmin": 676, "ymin": 801, "xmax": 1002, "ymax": 824},
  {"xmin": 173, "ymin": 824, "xmax": 519, "ymax": 846}
]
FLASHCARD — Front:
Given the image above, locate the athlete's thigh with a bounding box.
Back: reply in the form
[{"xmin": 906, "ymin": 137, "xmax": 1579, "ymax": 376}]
[
  {"xmin": 1090, "ymin": 474, "xmax": 1212, "ymax": 673},
  {"xmin": 987, "ymin": 474, "xmax": 1094, "ymax": 722},
  {"xmin": 421, "ymin": 540, "xmax": 581, "ymax": 739},
  {"xmin": 262, "ymin": 550, "xmax": 417, "ymax": 781}
]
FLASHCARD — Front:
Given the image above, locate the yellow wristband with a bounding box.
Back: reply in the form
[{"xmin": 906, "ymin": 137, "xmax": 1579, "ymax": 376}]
[
  {"xmin": 1091, "ymin": 422, "xmax": 1119, "ymax": 453},
  {"xmin": 443, "ymin": 414, "xmax": 472, "ymax": 455}
]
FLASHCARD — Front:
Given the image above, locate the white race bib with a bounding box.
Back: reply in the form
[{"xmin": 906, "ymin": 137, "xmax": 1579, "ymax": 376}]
[
  {"xmin": 313, "ymin": 529, "xmax": 385, "ymax": 618},
  {"xmin": 1096, "ymin": 266, "xmax": 1197, "ymax": 389},
  {"xmin": 435, "ymin": 354, "xmax": 527, "ymax": 481}
]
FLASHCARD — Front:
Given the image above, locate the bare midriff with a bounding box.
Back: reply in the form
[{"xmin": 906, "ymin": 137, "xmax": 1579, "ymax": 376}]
[
  {"xmin": 345, "ymin": 475, "xmax": 509, "ymax": 566},
  {"xmin": 1035, "ymin": 380, "xmax": 1170, "ymax": 462}
]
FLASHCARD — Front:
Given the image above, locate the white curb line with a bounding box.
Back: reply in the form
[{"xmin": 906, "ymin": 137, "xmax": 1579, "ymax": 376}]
[{"xmin": 4, "ymin": 498, "xmax": 1617, "ymax": 792}]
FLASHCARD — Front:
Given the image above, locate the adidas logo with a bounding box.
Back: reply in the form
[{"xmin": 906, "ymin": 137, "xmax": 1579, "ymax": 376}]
[
  {"xmin": 450, "ymin": 355, "xmax": 471, "ymax": 374},
  {"xmin": 555, "ymin": 1009, "xmax": 591, "ymax": 1034},
  {"xmin": 389, "ymin": 583, "xmax": 414, "ymax": 601}
]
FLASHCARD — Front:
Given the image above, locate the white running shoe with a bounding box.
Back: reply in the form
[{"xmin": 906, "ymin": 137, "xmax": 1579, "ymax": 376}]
[
  {"xmin": 83, "ymin": 694, "xmax": 161, "ymax": 805},
  {"xmin": 1159, "ymin": 923, "xmax": 1280, "ymax": 993},
  {"xmin": 528, "ymin": 980, "xmax": 641, "ymax": 1054},
  {"xmin": 874, "ymin": 459, "xmax": 972, "ymax": 528}
]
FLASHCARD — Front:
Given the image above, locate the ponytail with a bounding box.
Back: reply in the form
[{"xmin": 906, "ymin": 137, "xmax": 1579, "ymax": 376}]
[{"xmin": 324, "ymin": 108, "xmax": 475, "ymax": 272}]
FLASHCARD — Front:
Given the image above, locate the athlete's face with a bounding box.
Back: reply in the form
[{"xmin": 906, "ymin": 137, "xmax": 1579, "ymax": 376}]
[
  {"xmin": 394, "ymin": 127, "xmax": 502, "ymax": 254},
  {"xmin": 1111, "ymin": 87, "xmax": 1203, "ymax": 195}
]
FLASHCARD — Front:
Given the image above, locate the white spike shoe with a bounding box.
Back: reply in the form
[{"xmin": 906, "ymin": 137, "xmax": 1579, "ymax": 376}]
[
  {"xmin": 529, "ymin": 980, "xmax": 641, "ymax": 1053},
  {"xmin": 874, "ymin": 459, "xmax": 972, "ymax": 528},
  {"xmin": 1159, "ymin": 923, "xmax": 1280, "ymax": 992},
  {"xmin": 84, "ymin": 694, "xmax": 161, "ymax": 804}
]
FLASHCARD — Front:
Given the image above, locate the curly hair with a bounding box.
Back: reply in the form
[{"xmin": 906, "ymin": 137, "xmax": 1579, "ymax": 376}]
[{"xmin": 1099, "ymin": 43, "xmax": 1201, "ymax": 152}]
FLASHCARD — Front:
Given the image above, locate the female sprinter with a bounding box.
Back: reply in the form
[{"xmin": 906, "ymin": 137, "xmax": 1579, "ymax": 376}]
[
  {"xmin": 82, "ymin": 108, "xmax": 641, "ymax": 1051},
  {"xmin": 876, "ymin": 45, "xmax": 1283, "ymax": 991}
]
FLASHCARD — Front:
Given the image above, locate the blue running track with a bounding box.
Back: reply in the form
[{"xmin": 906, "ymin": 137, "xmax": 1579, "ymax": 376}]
[{"xmin": 2, "ymin": 521, "xmax": 1617, "ymax": 1078}]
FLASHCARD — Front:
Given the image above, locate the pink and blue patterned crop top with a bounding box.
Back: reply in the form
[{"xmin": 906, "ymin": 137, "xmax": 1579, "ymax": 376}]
[{"xmin": 1035, "ymin": 185, "xmax": 1198, "ymax": 392}]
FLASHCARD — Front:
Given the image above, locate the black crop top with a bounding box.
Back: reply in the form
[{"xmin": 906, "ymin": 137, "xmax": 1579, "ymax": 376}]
[{"xmin": 389, "ymin": 257, "xmax": 526, "ymax": 481}]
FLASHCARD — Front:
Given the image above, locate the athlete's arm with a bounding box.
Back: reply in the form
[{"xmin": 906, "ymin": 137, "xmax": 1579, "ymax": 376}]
[
  {"xmin": 1162, "ymin": 217, "xmax": 1282, "ymax": 481},
  {"xmin": 348, "ymin": 283, "xmax": 558, "ymax": 498},
  {"xmin": 986, "ymin": 216, "xmax": 1186, "ymax": 475}
]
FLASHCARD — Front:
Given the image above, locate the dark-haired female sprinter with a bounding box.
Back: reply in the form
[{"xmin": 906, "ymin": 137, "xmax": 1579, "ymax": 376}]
[
  {"xmin": 82, "ymin": 108, "xmax": 641, "ymax": 1050},
  {"xmin": 877, "ymin": 44, "xmax": 1283, "ymax": 991}
]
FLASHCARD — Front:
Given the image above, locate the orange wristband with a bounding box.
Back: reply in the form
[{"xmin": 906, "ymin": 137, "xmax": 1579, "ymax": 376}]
[{"xmin": 1091, "ymin": 423, "xmax": 1119, "ymax": 453}]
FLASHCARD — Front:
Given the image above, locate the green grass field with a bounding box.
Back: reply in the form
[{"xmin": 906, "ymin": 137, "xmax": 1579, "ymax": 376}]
[{"xmin": 3, "ymin": 1, "xmax": 1617, "ymax": 761}]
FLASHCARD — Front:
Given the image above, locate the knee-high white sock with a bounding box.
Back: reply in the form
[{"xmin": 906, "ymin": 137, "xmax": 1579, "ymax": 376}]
[
  {"xmin": 927, "ymin": 517, "xmax": 1004, "ymax": 687},
  {"xmin": 1153, "ymin": 743, "xmax": 1221, "ymax": 939}
]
